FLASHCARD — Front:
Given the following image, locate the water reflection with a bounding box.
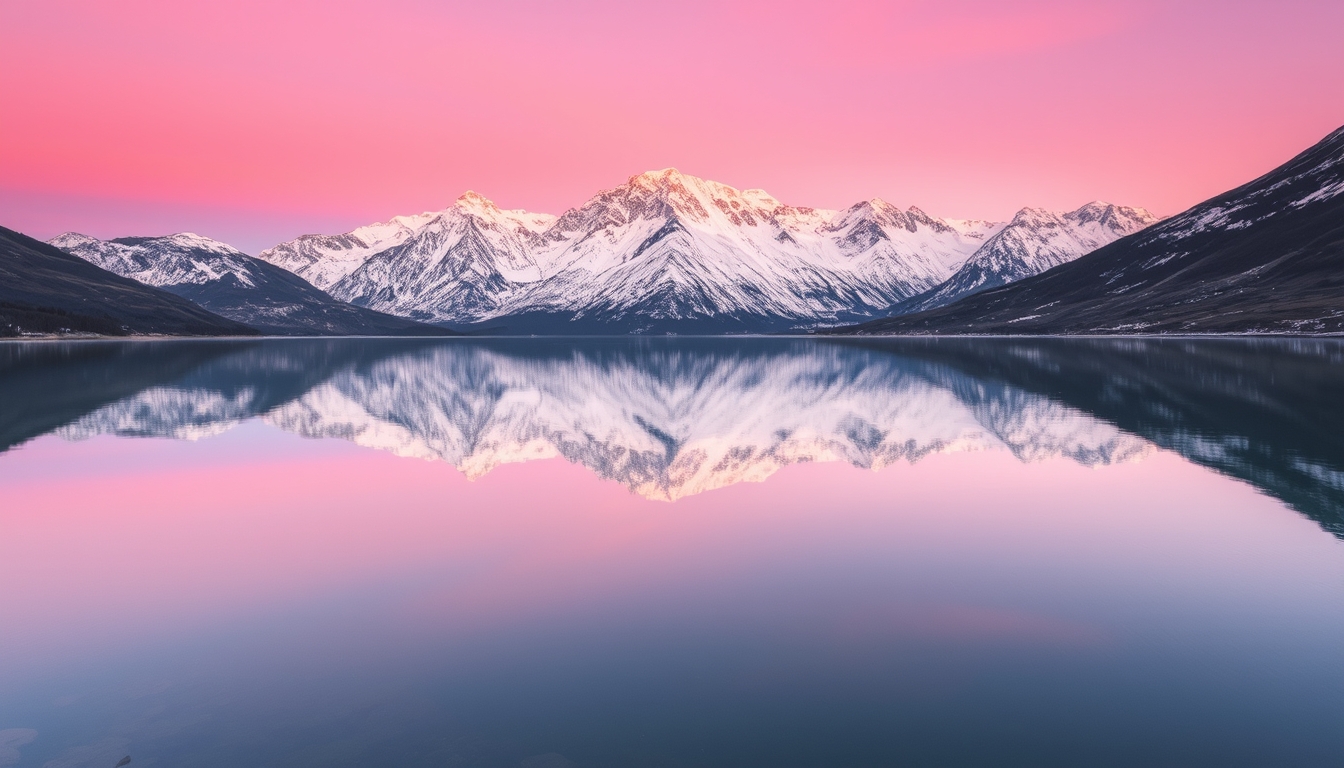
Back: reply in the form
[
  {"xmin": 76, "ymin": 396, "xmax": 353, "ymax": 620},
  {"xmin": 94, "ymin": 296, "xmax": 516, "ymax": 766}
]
[
  {"xmin": 2, "ymin": 337, "xmax": 1342, "ymax": 531},
  {"xmin": 3, "ymin": 337, "xmax": 1344, "ymax": 767}
]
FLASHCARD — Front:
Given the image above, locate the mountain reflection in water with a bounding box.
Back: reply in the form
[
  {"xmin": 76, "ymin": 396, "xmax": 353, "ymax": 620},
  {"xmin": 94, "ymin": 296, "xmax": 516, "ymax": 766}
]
[
  {"xmin": 4, "ymin": 336, "xmax": 1344, "ymax": 768},
  {"xmin": 1, "ymin": 336, "xmax": 1341, "ymax": 532}
]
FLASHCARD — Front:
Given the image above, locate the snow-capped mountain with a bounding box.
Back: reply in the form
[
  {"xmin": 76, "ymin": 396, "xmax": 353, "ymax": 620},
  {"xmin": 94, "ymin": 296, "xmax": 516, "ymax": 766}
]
[
  {"xmin": 51, "ymin": 232, "xmax": 445, "ymax": 336},
  {"xmin": 52, "ymin": 232, "xmax": 252, "ymax": 287},
  {"xmin": 260, "ymin": 170, "xmax": 1004, "ymax": 332},
  {"xmin": 843, "ymin": 123, "xmax": 1344, "ymax": 334},
  {"xmin": 0, "ymin": 226, "xmax": 252, "ymax": 338},
  {"xmin": 261, "ymin": 191, "xmax": 557, "ymax": 321},
  {"xmin": 890, "ymin": 202, "xmax": 1159, "ymax": 316}
]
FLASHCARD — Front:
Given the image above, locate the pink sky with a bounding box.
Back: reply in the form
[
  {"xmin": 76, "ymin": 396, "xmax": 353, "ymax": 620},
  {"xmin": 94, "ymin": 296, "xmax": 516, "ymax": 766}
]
[{"xmin": 2, "ymin": 0, "xmax": 1342, "ymax": 253}]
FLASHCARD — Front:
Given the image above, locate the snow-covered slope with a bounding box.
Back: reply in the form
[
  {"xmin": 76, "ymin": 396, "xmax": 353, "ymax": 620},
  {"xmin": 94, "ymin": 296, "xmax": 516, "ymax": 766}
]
[
  {"xmin": 0, "ymin": 226, "xmax": 254, "ymax": 338},
  {"xmin": 891, "ymin": 202, "xmax": 1159, "ymax": 316},
  {"xmin": 259, "ymin": 171, "xmax": 1004, "ymax": 331},
  {"xmin": 843, "ymin": 124, "xmax": 1344, "ymax": 335},
  {"xmin": 261, "ymin": 193, "xmax": 556, "ymax": 323},
  {"xmin": 51, "ymin": 233, "xmax": 444, "ymax": 336},
  {"xmin": 53, "ymin": 232, "xmax": 262, "ymax": 288}
]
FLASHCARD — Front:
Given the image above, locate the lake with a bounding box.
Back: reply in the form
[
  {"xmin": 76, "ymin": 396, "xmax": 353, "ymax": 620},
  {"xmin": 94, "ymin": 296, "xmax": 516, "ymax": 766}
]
[{"xmin": 1, "ymin": 337, "xmax": 1342, "ymax": 767}]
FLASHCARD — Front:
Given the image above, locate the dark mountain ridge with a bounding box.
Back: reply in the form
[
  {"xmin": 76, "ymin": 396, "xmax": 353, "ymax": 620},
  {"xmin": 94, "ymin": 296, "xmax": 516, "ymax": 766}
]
[
  {"xmin": 51, "ymin": 232, "xmax": 453, "ymax": 336},
  {"xmin": 0, "ymin": 226, "xmax": 254, "ymax": 337},
  {"xmin": 885, "ymin": 202, "xmax": 1159, "ymax": 317},
  {"xmin": 834, "ymin": 125, "xmax": 1344, "ymax": 335}
]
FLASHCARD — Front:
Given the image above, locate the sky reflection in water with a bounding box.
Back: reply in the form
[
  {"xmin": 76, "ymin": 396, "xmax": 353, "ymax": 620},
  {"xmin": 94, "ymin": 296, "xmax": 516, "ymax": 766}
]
[{"xmin": 1, "ymin": 338, "xmax": 1342, "ymax": 768}]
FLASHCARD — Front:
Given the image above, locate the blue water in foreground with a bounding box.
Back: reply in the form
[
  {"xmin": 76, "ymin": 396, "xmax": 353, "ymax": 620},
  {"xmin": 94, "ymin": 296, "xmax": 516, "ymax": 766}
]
[{"xmin": 0, "ymin": 337, "xmax": 1341, "ymax": 767}]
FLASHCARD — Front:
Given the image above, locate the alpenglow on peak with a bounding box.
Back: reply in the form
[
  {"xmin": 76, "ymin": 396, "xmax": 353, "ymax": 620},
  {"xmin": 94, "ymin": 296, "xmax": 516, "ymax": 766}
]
[{"xmin": 255, "ymin": 170, "xmax": 1153, "ymax": 333}]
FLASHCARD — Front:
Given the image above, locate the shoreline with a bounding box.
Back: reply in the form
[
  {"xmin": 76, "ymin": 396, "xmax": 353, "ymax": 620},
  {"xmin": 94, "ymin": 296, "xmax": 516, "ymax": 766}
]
[{"xmin": 3, "ymin": 331, "xmax": 1344, "ymax": 343}]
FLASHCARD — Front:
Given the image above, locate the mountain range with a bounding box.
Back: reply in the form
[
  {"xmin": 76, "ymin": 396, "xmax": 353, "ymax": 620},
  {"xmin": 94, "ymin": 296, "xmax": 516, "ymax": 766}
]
[
  {"xmin": 0, "ymin": 226, "xmax": 253, "ymax": 337},
  {"xmin": 888, "ymin": 202, "xmax": 1159, "ymax": 316},
  {"xmin": 257, "ymin": 171, "xmax": 1150, "ymax": 333},
  {"xmin": 8, "ymin": 123, "xmax": 1342, "ymax": 336},
  {"xmin": 840, "ymin": 125, "xmax": 1344, "ymax": 334},
  {"xmin": 50, "ymin": 232, "xmax": 450, "ymax": 336}
]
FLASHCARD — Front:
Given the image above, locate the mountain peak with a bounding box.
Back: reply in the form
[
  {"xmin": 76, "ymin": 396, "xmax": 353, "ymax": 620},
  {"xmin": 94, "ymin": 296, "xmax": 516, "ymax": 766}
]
[
  {"xmin": 54, "ymin": 230, "xmax": 260, "ymax": 292},
  {"xmin": 1007, "ymin": 203, "xmax": 1160, "ymax": 231},
  {"xmin": 629, "ymin": 168, "xmax": 747, "ymax": 197},
  {"xmin": 623, "ymin": 168, "xmax": 710, "ymax": 199},
  {"xmin": 830, "ymin": 199, "xmax": 955, "ymax": 236},
  {"xmin": 49, "ymin": 232, "xmax": 99, "ymax": 248},
  {"xmin": 622, "ymin": 171, "xmax": 786, "ymax": 218},
  {"xmin": 848, "ymin": 198, "xmax": 890, "ymax": 211},
  {"xmin": 866, "ymin": 198, "xmax": 901, "ymax": 214},
  {"xmin": 632, "ymin": 168, "xmax": 689, "ymax": 183},
  {"xmin": 1007, "ymin": 207, "xmax": 1058, "ymax": 226},
  {"xmin": 1075, "ymin": 200, "xmax": 1113, "ymax": 212},
  {"xmin": 740, "ymin": 187, "xmax": 782, "ymax": 208},
  {"xmin": 102, "ymin": 232, "xmax": 243, "ymax": 256},
  {"xmin": 165, "ymin": 232, "xmax": 233, "ymax": 248},
  {"xmin": 1069, "ymin": 201, "xmax": 1118, "ymax": 221},
  {"xmin": 454, "ymin": 190, "xmax": 499, "ymax": 211},
  {"xmin": 1065, "ymin": 201, "xmax": 1160, "ymax": 229}
]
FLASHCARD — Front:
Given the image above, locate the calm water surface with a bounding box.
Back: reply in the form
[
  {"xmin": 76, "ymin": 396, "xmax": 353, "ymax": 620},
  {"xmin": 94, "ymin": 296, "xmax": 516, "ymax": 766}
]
[{"xmin": 1, "ymin": 338, "xmax": 1342, "ymax": 767}]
